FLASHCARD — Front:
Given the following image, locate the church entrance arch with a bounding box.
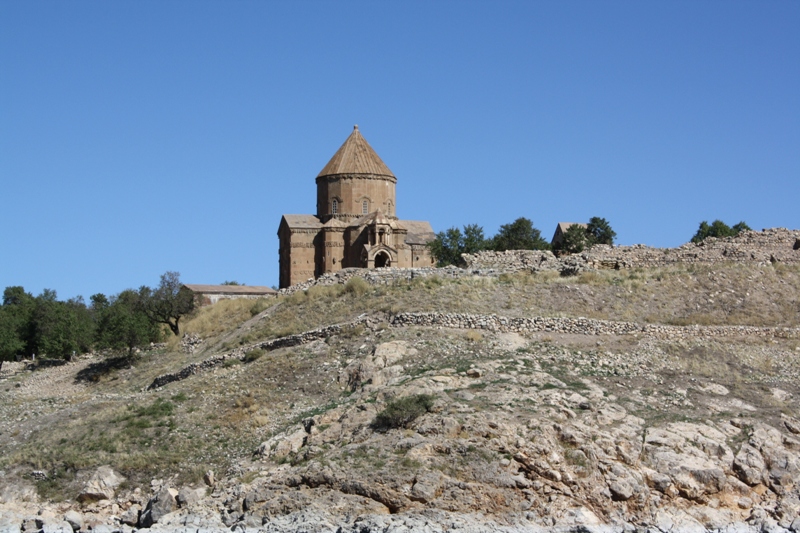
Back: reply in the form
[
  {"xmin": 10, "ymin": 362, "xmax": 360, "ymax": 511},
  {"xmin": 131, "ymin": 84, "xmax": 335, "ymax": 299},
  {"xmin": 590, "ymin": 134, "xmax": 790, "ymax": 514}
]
[{"xmin": 374, "ymin": 252, "xmax": 391, "ymax": 268}]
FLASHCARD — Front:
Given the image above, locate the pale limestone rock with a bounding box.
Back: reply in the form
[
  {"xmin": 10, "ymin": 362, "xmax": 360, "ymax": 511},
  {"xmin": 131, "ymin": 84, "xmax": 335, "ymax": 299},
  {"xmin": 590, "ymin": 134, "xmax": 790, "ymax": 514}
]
[
  {"xmin": 734, "ymin": 444, "xmax": 767, "ymax": 486},
  {"xmin": 409, "ymin": 472, "xmax": 444, "ymax": 503},
  {"xmin": 139, "ymin": 486, "xmax": 177, "ymax": 528},
  {"xmin": 41, "ymin": 521, "xmax": 74, "ymax": 533},
  {"xmin": 372, "ymin": 341, "xmax": 416, "ymax": 367},
  {"xmin": 62, "ymin": 510, "xmax": 82, "ymax": 532},
  {"xmin": 78, "ymin": 466, "xmax": 125, "ymax": 502},
  {"xmin": 120, "ymin": 504, "xmax": 140, "ymax": 526},
  {"xmin": 700, "ymin": 383, "xmax": 730, "ymax": 395},
  {"xmin": 176, "ymin": 486, "xmax": 205, "ymax": 508}
]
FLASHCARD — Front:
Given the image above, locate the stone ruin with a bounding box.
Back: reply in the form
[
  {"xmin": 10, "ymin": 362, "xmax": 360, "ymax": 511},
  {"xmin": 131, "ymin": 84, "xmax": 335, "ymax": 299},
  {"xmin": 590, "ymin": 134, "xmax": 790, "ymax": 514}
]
[
  {"xmin": 275, "ymin": 228, "xmax": 800, "ymax": 296},
  {"xmin": 462, "ymin": 227, "xmax": 800, "ymax": 274}
]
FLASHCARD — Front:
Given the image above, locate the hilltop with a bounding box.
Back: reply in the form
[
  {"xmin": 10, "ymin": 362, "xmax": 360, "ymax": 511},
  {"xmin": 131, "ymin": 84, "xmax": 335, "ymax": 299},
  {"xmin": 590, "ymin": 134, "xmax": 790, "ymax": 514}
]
[{"xmin": 1, "ymin": 230, "xmax": 799, "ymax": 533}]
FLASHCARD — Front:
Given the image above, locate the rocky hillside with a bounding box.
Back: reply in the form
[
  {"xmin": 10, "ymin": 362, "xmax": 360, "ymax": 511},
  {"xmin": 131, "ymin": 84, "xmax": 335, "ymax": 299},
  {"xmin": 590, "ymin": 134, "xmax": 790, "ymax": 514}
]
[{"xmin": 1, "ymin": 258, "xmax": 799, "ymax": 533}]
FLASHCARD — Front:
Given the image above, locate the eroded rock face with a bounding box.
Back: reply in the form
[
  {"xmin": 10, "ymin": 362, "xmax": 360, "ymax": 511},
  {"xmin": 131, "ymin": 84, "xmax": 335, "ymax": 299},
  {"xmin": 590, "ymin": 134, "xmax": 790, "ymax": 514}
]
[{"xmin": 77, "ymin": 466, "xmax": 125, "ymax": 502}]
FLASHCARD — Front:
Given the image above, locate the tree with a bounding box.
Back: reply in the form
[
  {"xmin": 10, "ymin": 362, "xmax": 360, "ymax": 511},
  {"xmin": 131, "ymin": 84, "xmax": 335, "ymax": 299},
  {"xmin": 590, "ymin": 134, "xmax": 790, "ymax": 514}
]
[
  {"xmin": 2, "ymin": 286, "xmax": 34, "ymax": 358},
  {"xmin": 559, "ymin": 223, "xmax": 591, "ymax": 254},
  {"xmin": 428, "ymin": 225, "xmax": 489, "ymax": 267},
  {"xmin": 139, "ymin": 271, "xmax": 195, "ymax": 336},
  {"xmin": 586, "ymin": 217, "xmax": 616, "ymax": 246},
  {"xmin": 732, "ymin": 221, "xmax": 752, "ymax": 234},
  {"xmin": 691, "ymin": 220, "xmax": 751, "ymax": 243},
  {"xmin": 30, "ymin": 290, "xmax": 93, "ymax": 360},
  {"xmin": 96, "ymin": 290, "xmax": 162, "ymax": 357},
  {"xmin": 0, "ymin": 306, "xmax": 25, "ymax": 372},
  {"xmin": 490, "ymin": 218, "xmax": 550, "ymax": 251}
]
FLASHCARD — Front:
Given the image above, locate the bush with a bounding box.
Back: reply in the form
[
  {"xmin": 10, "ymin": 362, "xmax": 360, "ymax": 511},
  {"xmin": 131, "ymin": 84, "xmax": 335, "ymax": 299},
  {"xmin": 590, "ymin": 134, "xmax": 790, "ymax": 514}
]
[
  {"xmin": 691, "ymin": 220, "xmax": 751, "ymax": 243},
  {"xmin": 372, "ymin": 394, "xmax": 435, "ymax": 431},
  {"xmin": 428, "ymin": 224, "xmax": 488, "ymax": 266},
  {"xmin": 586, "ymin": 217, "xmax": 616, "ymax": 246},
  {"xmin": 243, "ymin": 348, "xmax": 265, "ymax": 363},
  {"xmin": 344, "ymin": 277, "xmax": 370, "ymax": 296},
  {"xmin": 490, "ymin": 218, "xmax": 550, "ymax": 252},
  {"xmin": 249, "ymin": 299, "xmax": 271, "ymax": 317},
  {"xmin": 553, "ymin": 217, "xmax": 616, "ymax": 255}
]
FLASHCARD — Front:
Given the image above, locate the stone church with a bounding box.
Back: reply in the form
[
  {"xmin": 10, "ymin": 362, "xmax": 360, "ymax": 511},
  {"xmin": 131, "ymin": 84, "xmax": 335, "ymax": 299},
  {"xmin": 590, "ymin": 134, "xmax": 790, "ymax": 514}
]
[{"xmin": 278, "ymin": 126, "xmax": 435, "ymax": 288}]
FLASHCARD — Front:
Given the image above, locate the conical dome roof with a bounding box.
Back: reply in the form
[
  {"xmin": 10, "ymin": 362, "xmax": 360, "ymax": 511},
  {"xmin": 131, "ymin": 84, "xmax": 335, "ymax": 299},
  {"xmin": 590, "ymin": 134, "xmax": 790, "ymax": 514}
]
[{"xmin": 317, "ymin": 125, "xmax": 395, "ymax": 178}]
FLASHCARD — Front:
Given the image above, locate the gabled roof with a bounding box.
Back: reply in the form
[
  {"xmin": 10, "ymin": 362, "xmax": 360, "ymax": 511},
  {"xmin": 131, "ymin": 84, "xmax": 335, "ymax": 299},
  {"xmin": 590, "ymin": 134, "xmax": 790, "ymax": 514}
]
[
  {"xmin": 280, "ymin": 214, "xmax": 322, "ymax": 230},
  {"xmin": 552, "ymin": 222, "xmax": 588, "ymax": 244},
  {"xmin": 400, "ymin": 220, "xmax": 436, "ymax": 245},
  {"xmin": 317, "ymin": 125, "xmax": 395, "ymax": 178},
  {"xmin": 183, "ymin": 284, "xmax": 277, "ymax": 295},
  {"xmin": 322, "ymin": 217, "xmax": 348, "ymax": 229},
  {"xmin": 351, "ymin": 209, "xmax": 400, "ymax": 229}
]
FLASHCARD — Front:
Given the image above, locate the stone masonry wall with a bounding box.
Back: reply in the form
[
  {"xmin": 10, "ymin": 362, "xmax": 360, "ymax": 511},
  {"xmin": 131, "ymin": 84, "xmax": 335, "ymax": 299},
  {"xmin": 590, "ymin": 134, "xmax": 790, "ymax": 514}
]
[
  {"xmin": 463, "ymin": 228, "xmax": 800, "ymax": 273},
  {"xmin": 277, "ymin": 228, "xmax": 799, "ymax": 296}
]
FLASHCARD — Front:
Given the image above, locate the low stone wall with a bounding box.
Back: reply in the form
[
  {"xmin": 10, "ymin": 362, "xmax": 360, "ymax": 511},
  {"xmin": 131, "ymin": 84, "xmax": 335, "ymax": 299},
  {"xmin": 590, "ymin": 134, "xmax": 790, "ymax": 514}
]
[
  {"xmin": 464, "ymin": 228, "xmax": 800, "ymax": 273},
  {"xmin": 277, "ymin": 265, "xmax": 471, "ymax": 296},
  {"xmin": 148, "ymin": 311, "xmax": 798, "ymax": 390},
  {"xmin": 390, "ymin": 312, "xmax": 800, "ymax": 340},
  {"xmin": 147, "ymin": 318, "xmax": 373, "ymax": 390}
]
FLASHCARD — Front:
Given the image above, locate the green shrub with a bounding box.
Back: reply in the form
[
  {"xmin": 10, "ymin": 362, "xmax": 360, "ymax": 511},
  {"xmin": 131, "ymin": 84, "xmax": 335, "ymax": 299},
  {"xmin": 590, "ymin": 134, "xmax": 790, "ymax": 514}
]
[
  {"xmin": 372, "ymin": 394, "xmax": 435, "ymax": 431},
  {"xmin": 691, "ymin": 220, "xmax": 751, "ymax": 243},
  {"xmin": 249, "ymin": 299, "xmax": 271, "ymax": 317},
  {"xmin": 344, "ymin": 277, "xmax": 370, "ymax": 296},
  {"xmin": 243, "ymin": 348, "xmax": 265, "ymax": 363},
  {"xmin": 137, "ymin": 398, "xmax": 175, "ymax": 418}
]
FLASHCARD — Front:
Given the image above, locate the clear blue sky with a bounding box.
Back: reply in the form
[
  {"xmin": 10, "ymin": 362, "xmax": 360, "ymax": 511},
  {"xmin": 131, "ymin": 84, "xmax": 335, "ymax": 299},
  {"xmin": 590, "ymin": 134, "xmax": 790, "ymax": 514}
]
[{"xmin": 2, "ymin": 1, "xmax": 798, "ymax": 300}]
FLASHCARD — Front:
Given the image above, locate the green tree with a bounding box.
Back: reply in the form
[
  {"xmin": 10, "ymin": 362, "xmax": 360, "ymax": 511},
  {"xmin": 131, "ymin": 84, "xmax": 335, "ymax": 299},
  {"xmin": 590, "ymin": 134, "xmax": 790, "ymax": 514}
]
[
  {"xmin": 30, "ymin": 290, "xmax": 93, "ymax": 359},
  {"xmin": 2, "ymin": 286, "xmax": 35, "ymax": 357},
  {"xmin": 0, "ymin": 306, "xmax": 25, "ymax": 372},
  {"xmin": 586, "ymin": 217, "xmax": 616, "ymax": 246},
  {"xmin": 139, "ymin": 271, "xmax": 195, "ymax": 336},
  {"xmin": 428, "ymin": 225, "xmax": 488, "ymax": 267},
  {"xmin": 96, "ymin": 290, "xmax": 162, "ymax": 357},
  {"xmin": 691, "ymin": 219, "xmax": 751, "ymax": 243},
  {"xmin": 558, "ymin": 223, "xmax": 590, "ymax": 254},
  {"xmin": 490, "ymin": 218, "xmax": 550, "ymax": 251}
]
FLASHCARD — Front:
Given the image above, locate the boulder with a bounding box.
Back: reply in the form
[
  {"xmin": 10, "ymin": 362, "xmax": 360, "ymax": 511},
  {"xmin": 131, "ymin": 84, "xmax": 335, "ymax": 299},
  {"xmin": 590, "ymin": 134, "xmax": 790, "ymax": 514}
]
[
  {"xmin": 139, "ymin": 486, "xmax": 178, "ymax": 528},
  {"xmin": 608, "ymin": 479, "xmax": 634, "ymax": 501},
  {"xmin": 120, "ymin": 505, "xmax": 140, "ymax": 526},
  {"xmin": 63, "ymin": 510, "xmax": 82, "ymax": 532},
  {"xmin": 78, "ymin": 466, "xmax": 125, "ymax": 502},
  {"xmin": 41, "ymin": 521, "xmax": 74, "ymax": 533},
  {"xmin": 410, "ymin": 472, "xmax": 444, "ymax": 503},
  {"xmin": 176, "ymin": 486, "xmax": 205, "ymax": 508}
]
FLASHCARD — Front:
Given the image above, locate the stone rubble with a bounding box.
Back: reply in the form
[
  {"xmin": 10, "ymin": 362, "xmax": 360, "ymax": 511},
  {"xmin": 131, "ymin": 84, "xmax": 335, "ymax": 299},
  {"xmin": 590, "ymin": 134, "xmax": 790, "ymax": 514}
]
[{"xmin": 275, "ymin": 228, "xmax": 800, "ymax": 297}]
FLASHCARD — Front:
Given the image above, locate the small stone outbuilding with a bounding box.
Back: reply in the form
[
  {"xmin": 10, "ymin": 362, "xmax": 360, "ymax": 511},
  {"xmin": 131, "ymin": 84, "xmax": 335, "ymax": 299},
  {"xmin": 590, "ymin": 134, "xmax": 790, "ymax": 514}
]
[
  {"xmin": 278, "ymin": 126, "xmax": 435, "ymax": 288},
  {"xmin": 182, "ymin": 284, "xmax": 277, "ymax": 306}
]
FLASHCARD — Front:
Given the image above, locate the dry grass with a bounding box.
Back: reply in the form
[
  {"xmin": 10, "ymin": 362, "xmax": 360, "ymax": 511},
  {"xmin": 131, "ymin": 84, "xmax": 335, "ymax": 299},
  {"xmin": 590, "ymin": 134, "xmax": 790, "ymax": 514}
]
[
  {"xmin": 6, "ymin": 262, "xmax": 797, "ymax": 499},
  {"xmin": 184, "ymin": 298, "xmax": 273, "ymax": 338},
  {"xmin": 465, "ymin": 330, "xmax": 483, "ymax": 342}
]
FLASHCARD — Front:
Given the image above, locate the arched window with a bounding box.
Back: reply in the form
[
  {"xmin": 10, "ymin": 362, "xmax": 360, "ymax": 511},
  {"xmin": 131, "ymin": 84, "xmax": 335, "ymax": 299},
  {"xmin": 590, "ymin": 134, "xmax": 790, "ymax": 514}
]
[
  {"xmin": 332, "ymin": 199, "xmax": 338, "ymax": 214},
  {"xmin": 362, "ymin": 199, "xmax": 369, "ymax": 214}
]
